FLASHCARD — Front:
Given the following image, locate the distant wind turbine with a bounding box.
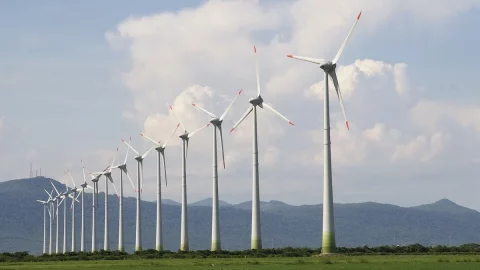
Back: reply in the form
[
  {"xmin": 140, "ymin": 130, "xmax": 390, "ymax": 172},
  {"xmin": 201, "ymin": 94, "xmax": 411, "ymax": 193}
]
[
  {"xmin": 36, "ymin": 197, "xmax": 51, "ymax": 254},
  {"xmin": 79, "ymin": 162, "xmax": 94, "ymax": 252},
  {"xmin": 44, "ymin": 189, "xmax": 54, "ymax": 254},
  {"xmin": 110, "ymin": 139, "xmax": 137, "ymax": 252},
  {"xmin": 230, "ymin": 46, "xmax": 294, "ymax": 250},
  {"xmin": 286, "ymin": 11, "xmax": 362, "ymax": 254},
  {"xmin": 90, "ymin": 151, "xmax": 120, "ymax": 251},
  {"xmin": 191, "ymin": 89, "xmax": 242, "ymax": 251},
  {"xmin": 82, "ymin": 162, "xmax": 105, "ymax": 252},
  {"xmin": 169, "ymin": 103, "xmax": 211, "ymax": 251},
  {"xmin": 140, "ymin": 122, "xmax": 180, "ymax": 251},
  {"xmin": 121, "ymin": 137, "xmax": 158, "ymax": 251}
]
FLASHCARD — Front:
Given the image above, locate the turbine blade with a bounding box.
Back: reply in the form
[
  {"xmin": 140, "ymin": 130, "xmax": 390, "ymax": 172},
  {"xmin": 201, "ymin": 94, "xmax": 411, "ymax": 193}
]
[
  {"xmin": 218, "ymin": 125, "xmax": 226, "ymax": 169},
  {"xmin": 168, "ymin": 103, "xmax": 187, "ymax": 132},
  {"xmin": 123, "ymin": 137, "xmax": 131, "ymax": 165},
  {"xmin": 140, "ymin": 133, "xmax": 161, "ymax": 147},
  {"xmin": 66, "ymin": 170, "xmax": 76, "ymax": 188},
  {"xmin": 254, "ymin": 46, "xmax": 261, "ymax": 96},
  {"xmin": 286, "ymin": 55, "xmax": 326, "ymax": 65},
  {"xmin": 141, "ymin": 144, "xmax": 158, "ymax": 159},
  {"xmin": 332, "ymin": 11, "xmax": 362, "ymax": 64},
  {"xmin": 161, "ymin": 152, "xmax": 168, "ymax": 187},
  {"xmin": 86, "ymin": 185, "xmax": 94, "ymax": 190},
  {"xmin": 36, "ymin": 200, "xmax": 46, "ymax": 203},
  {"xmin": 140, "ymin": 161, "xmax": 144, "ymax": 193},
  {"xmin": 75, "ymin": 190, "xmax": 82, "ymax": 200},
  {"xmin": 44, "ymin": 189, "xmax": 52, "ymax": 199},
  {"xmin": 230, "ymin": 106, "xmax": 253, "ymax": 133},
  {"xmin": 329, "ymin": 70, "xmax": 350, "ymax": 130},
  {"xmin": 110, "ymin": 147, "xmax": 119, "ymax": 170},
  {"xmin": 262, "ymin": 103, "xmax": 295, "ymax": 126},
  {"xmin": 108, "ymin": 175, "xmax": 120, "ymax": 198},
  {"xmin": 50, "ymin": 181, "xmax": 60, "ymax": 196},
  {"xmin": 192, "ymin": 103, "xmax": 216, "ymax": 118},
  {"xmin": 185, "ymin": 139, "xmax": 189, "ymax": 161},
  {"xmin": 187, "ymin": 122, "xmax": 210, "ymax": 138},
  {"xmin": 121, "ymin": 138, "xmax": 140, "ymax": 156},
  {"xmin": 219, "ymin": 89, "xmax": 243, "ymax": 121},
  {"xmin": 123, "ymin": 168, "xmax": 137, "ymax": 192},
  {"xmin": 81, "ymin": 160, "xmax": 87, "ymax": 185},
  {"xmin": 162, "ymin": 123, "xmax": 180, "ymax": 148}
]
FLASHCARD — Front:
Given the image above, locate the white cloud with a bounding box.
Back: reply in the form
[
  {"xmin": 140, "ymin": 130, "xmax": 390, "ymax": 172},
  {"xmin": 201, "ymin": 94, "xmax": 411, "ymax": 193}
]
[{"xmin": 104, "ymin": 0, "xmax": 480, "ymax": 205}]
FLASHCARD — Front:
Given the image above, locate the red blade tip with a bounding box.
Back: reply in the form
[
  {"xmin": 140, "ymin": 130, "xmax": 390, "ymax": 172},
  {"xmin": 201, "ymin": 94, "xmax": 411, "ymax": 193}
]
[
  {"xmin": 346, "ymin": 121, "xmax": 350, "ymax": 130},
  {"xmin": 357, "ymin": 11, "xmax": 362, "ymax": 20},
  {"xmin": 238, "ymin": 89, "xmax": 243, "ymax": 95},
  {"xmin": 121, "ymin": 139, "xmax": 125, "ymax": 142},
  {"xmin": 177, "ymin": 123, "xmax": 180, "ymax": 127},
  {"xmin": 169, "ymin": 105, "xmax": 173, "ymax": 110},
  {"xmin": 289, "ymin": 121, "xmax": 295, "ymax": 126},
  {"xmin": 192, "ymin": 103, "xmax": 196, "ymax": 106},
  {"xmin": 287, "ymin": 54, "xmax": 293, "ymax": 58},
  {"xmin": 253, "ymin": 45, "xmax": 257, "ymax": 53},
  {"xmin": 229, "ymin": 128, "xmax": 235, "ymax": 133}
]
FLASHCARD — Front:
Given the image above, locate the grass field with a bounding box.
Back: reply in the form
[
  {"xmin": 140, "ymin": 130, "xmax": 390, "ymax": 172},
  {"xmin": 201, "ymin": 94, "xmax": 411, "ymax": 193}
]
[{"xmin": 1, "ymin": 255, "xmax": 480, "ymax": 269}]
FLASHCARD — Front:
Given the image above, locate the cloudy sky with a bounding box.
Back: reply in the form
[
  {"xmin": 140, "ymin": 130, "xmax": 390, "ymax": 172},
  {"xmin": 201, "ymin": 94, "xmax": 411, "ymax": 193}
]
[{"xmin": 1, "ymin": 0, "xmax": 480, "ymax": 210}]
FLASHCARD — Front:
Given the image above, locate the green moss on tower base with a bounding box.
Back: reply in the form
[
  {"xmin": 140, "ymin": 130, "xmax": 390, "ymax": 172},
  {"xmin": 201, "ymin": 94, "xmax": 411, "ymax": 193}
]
[
  {"xmin": 322, "ymin": 231, "xmax": 336, "ymax": 254},
  {"xmin": 251, "ymin": 238, "xmax": 262, "ymax": 250}
]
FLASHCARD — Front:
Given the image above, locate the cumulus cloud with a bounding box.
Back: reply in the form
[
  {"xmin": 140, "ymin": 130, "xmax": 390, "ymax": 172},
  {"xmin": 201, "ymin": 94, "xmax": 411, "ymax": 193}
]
[{"xmin": 104, "ymin": 0, "xmax": 480, "ymax": 204}]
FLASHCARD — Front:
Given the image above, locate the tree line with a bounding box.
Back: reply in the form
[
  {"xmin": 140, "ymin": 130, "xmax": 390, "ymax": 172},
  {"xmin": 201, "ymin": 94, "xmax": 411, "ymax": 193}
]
[{"xmin": 1, "ymin": 244, "xmax": 480, "ymax": 262}]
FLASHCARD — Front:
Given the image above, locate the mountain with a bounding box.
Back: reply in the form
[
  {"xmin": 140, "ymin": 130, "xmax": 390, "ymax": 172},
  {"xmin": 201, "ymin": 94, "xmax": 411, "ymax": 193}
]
[
  {"xmin": 190, "ymin": 198, "xmax": 231, "ymax": 207},
  {"xmin": 1, "ymin": 177, "xmax": 480, "ymax": 255},
  {"xmin": 413, "ymin": 199, "xmax": 477, "ymax": 215}
]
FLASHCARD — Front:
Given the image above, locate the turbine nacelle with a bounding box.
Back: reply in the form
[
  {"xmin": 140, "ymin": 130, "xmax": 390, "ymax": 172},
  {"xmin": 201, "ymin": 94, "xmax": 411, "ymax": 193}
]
[
  {"xmin": 209, "ymin": 118, "xmax": 222, "ymax": 126},
  {"xmin": 249, "ymin": 96, "xmax": 263, "ymax": 107},
  {"xmin": 179, "ymin": 133, "xmax": 189, "ymax": 140},
  {"xmin": 134, "ymin": 155, "xmax": 144, "ymax": 162},
  {"xmin": 320, "ymin": 61, "xmax": 335, "ymax": 72}
]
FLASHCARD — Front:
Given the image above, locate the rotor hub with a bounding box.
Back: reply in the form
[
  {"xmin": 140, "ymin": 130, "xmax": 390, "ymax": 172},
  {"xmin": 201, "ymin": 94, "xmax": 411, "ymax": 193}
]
[
  {"xmin": 210, "ymin": 118, "xmax": 222, "ymax": 125},
  {"xmin": 179, "ymin": 133, "xmax": 189, "ymax": 140},
  {"xmin": 249, "ymin": 96, "xmax": 263, "ymax": 106},
  {"xmin": 320, "ymin": 61, "xmax": 335, "ymax": 72}
]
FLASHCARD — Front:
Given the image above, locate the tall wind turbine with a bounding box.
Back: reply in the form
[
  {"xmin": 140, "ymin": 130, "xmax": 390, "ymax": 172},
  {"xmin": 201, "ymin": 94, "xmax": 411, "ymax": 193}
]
[
  {"xmin": 121, "ymin": 137, "xmax": 158, "ymax": 251},
  {"xmin": 191, "ymin": 89, "xmax": 242, "ymax": 251},
  {"xmin": 50, "ymin": 182, "xmax": 66, "ymax": 254},
  {"xmin": 230, "ymin": 46, "xmax": 295, "ymax": 250},
  {"xmin": 110, "ymin": 139, "xmax": 136, "ymax": 252},
  {"xmin": 286, "ymin": 11, "xmax": 362, "ymax": 254},
  {"xmin": 79, "ymin": 161, "xmax": 94, "ymax": 252},
  {"xmin": 36, "ymin": 197, "xmax": 51, "ymax": 254},
  {"xmin": 44, "ymin": 189, "xmax": 54, "ymax": 254},
  {"xmin": 90, "ymin": 152, "xmax": 119, "ymax": 251},
  {"xmin": 140, "ymin": 123, "xmax": 180, "ymax": 251},
  {"xmin": 82, "ymin": 162, "xmax": 104, "ymax": 252},
  {"xmin": 169, "ymin": 104, "xmax": 211, "ymax": 251},
  {"xmin": 66, "ymin": 170, "xmax": 81, "ymax": 252}
]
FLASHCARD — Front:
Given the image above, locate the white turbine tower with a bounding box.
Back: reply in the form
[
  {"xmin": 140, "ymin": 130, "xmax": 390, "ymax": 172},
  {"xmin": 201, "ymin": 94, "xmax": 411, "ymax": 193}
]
[
  {"xmin": 90, "ymin": 152, "xmax": 120, "ymax": 251},
  {"xmin": 79, "ymin": 161, "xmax": 94, "ymax": 252},
  {"xmin": 36, "ymin": 197, "xmax": 51, "ymax": 254},
  {"xmin": 140, "ymin": 123, "xmax": 180, "ymax": 251},
  {"xmin": 168, "ymin": 104, "xmax": 211, "ymax": 251},
  {"xmin": 50, "ymin": 181, "xmax": 66, "ymax": 254},
  {"xmin": 191, "ymin": 89, "xmax": 243, "ymax": 251},
  {"xmin": 110, "ymin": 139, "xmax": 136, "ymax": 252},
  {"xmin": 286, "ymin": 11, "xmax": 362, "ymax": 254},
  {"xmin": 44, "ymin": 189, "xmax": 54, "ymax": 254},
  {"xmin": 66, "ymin": 170, "xmax": 82, "ymax": 252},
  {"xmin": 121, "ymin": 137, "xmax": 158, "ymax": 251},
  {"xmin": 82, "ymin": 162, "xmax": 104, "ymax": 252},
  {"xmin": 230, "ymin": 46, "xmax": 295, "ymax": 250}
]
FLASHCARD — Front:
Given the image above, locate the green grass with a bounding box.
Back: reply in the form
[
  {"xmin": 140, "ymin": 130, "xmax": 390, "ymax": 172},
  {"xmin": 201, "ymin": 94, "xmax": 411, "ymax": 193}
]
[{"xmin": 1, "ymin": 255, "xmax": 480, "ymax": 269}]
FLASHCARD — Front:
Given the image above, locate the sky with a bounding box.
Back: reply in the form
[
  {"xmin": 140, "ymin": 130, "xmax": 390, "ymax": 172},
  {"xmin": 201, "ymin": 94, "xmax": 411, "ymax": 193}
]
[{"xmin": 1, "ymin": 0, "xmax": 480, "ymax": 210}]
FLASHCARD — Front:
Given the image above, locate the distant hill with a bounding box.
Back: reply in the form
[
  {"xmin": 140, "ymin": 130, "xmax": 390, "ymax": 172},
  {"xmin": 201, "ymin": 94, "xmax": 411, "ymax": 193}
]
[
  {"xmin": 413, "ymin": 198, "xmax": 478, "ymax": 215},
  {"xmin": 190, "ymin": 198, "xmax": 231, "ymax": 207},
  {"xmin": 1, "ymin": 177, "xmax": 480, "ymax": 255}
]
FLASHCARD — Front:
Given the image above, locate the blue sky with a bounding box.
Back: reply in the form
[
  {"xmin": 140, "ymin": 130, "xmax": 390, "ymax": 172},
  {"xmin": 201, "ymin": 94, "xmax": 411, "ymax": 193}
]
[{"xmin": 1, "ymin": 0, "xmax": 480, "ymax": 210}]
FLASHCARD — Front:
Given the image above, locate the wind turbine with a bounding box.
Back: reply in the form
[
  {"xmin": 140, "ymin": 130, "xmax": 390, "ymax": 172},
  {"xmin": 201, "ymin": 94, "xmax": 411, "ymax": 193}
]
[
  {"xmin": 50, "ymin": 181, "xmax": 66, "ymax": 254},
  {"xmin": 66, "ymin": 170, "xmax": 81, "ymax": 252},
  {"xmin": 44, "ymin": 189, "xmax": 54, "ymax": 254},
  {"xmin": 168, "ymin": 104, "xmax": 211, "ymax": 251},
  {"xmin": 82, "ymin": 162, "xmax": 104, "ymax": 252},
  {"xmin": 90, "ymin": 151, "xmax": 120, "ymax": 251},
  {"xmin": 36, "ymin": 197, "xmax": 51, "ymax": 254},
  {"xmin": 140, "ymin": 123, "xmax": 180, "ymax": 251},
  {"xmin": 191, "ymin": 89, "xmax": 242, "ymax": 251},
  {"xmin": 121, "ymin": 137, "xmax": 158, "ymax": 251},
  {"xmin": 230, "ymin": 46, "xmax": 295, "ymax": 250},
  {"xmin": 110, "ymin": 139, "xmax": 136, "ymax": 252},
  {"xmin": 79, "ymin": 161, "xmax": 94, "ymax": 252},
  {"xmin": 286, "ymin": 11, "xmax": 362, "ymax": 254}
]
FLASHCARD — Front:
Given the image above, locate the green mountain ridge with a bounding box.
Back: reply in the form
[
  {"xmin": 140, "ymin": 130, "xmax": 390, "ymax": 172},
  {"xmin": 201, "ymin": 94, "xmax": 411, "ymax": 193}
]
[{"xmin": 1, "ymin": 177, "xmax": 479, "ymax": 254}]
